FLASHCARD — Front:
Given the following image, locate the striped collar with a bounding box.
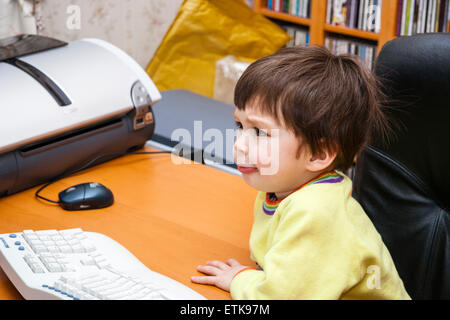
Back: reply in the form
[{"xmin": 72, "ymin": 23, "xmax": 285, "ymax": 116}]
[{"xmin": 262, "ymin": 171, "xmax": 344, "ymax": 216}]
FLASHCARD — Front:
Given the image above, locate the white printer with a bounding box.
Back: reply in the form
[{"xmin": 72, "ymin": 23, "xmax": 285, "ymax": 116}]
[{"xmin": 0, "ymin": 34, "xmax": 161, "ymax": 197}]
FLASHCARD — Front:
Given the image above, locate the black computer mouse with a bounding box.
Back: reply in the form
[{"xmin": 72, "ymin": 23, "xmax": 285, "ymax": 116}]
[{"xmin": 58, "ymin": 182, "xmax": 114, "ymax": 211}]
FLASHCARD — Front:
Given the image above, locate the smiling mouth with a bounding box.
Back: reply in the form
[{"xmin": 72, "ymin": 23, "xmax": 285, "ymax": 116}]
[{"xmin": 237, "ymin": 166, "xmax": 258, "ymax": 174}]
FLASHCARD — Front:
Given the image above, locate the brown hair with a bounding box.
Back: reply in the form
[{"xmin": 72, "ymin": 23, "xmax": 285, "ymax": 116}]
[{"xmin": 234, "ymin": 45, "xmax": 389, "ymax": 171}]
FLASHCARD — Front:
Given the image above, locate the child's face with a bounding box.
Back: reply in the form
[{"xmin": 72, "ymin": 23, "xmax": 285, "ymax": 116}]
[{"xmin": 233, "ymin": 103, "xmax": 317, "ymax": 197}]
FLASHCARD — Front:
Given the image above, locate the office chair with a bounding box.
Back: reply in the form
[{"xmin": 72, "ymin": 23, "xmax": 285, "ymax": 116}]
[{"xmin": 352, "ymin": 33, "xmax": 450, "ymax": 300}]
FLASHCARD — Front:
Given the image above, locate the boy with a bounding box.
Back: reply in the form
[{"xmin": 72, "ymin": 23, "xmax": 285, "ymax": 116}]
[{"xmin": 191, "ymin": 45, "xmax": 410, "ymax": 299}]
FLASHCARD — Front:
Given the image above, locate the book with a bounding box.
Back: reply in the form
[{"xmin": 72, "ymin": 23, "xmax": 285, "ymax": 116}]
[
  {"xmin": 290, "ymin": 0, "xmax": 296, "ymax": 15},
  {"xmin": 295, "ymin": 29, "xmax": 308, "ymax": 45},
  {"xmin": 430, "ymin": 0, "xmax": 436, "ymax": 31},
  {"xmin": 358, "ymin": 0, "xmax": 365, "ymax": 29},
  {"xmin": 272, "ymin": 0, "xmax": 311, "ymax": 17},
  {"xmin": 440, "ymin": 0, "xmax": 449, "ymax": 31},
  {"xmin": 403, "ymin": 0, "xmax": 410, "ymax": 35},
  {"xmin": 349, "ymin": 0, "xmax": 358, "ymax": 28},
  {"xmin": 332, "ymin": 0, "xmax": 348, "ymax": 26},
  {"xmin": 409, "ymin": 0, "xmax": 416, "ymax": 35},
  {"xmin": 405, "ymin": 0, "xmax": 411, "ymax": 35},
  {"xmin": 426, "ymin": 0, "xmax": 433, "ymax": 32},
  {"xmin": 274, "ymin": 0, "xmax": 281, "ymax": 12},
  {"xmin": 325, "ymin": 35, "xmax": 377, "ymax": 69},
  {"xmin": 396, "ymin": 0, "xmax": 404, "ymax": 35},
  {"xmin": 283, "ymin": 0, "xmax": 289, "ymax": 13},
  {"xmin": 302, "ymin": 0, "xmax": 309, "ymax": 17},
  {"xmin": 375, "ymin": 0, "xmax": 382, "ymax": 33},
  {"xmin": 345, "ymin": 0, "xmax": 353, "ymax": 27},
  {"xmin": 285, "ymin": 26, "xmax": 296, "ymax": 46},
  {"xmin": 417, "ymin": 0, "xmax": 425, "ymax": 33},
  {"xmin": 434, "ymin": 0, "xmax": 440, "ymax": 31},
  {"xmin": 447, "ymin": 0, "xmax": 450, "ymax": 32},
  {"xmin": 433, "ymin": 0, "xmax": 439, "ymax": 31},
  {"xmin": 327, "ymin": 0, "xmax": 333, "ymax": 23},
  {"xmin": 368, "ymin": 0, "xmax": 375, "ymax": 32},
  {"xmin": 422, "ymin": 0, "xmax": 429, "ymax": 33},
  {"xmin": 364, "ymin": 0, "xmax": 374, "ymax": 31},
  {"xmin": 282, "ymin": 24, "xmax": 309, "ymax": 47},
  {"xmin": 440, "ymin": 0, "xmax": 445, "ymax": 31},
  {"xmin": 363, "ymin": 0, "xmax": 368, "ymax": 30}
]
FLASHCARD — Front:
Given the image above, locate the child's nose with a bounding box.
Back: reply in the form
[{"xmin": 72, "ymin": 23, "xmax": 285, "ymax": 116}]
[{"xmin": 234, "ymin": 131, "xmax": 249, "ymax": 155}]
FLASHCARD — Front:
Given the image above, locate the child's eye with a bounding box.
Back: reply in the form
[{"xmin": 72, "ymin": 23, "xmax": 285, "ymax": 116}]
[{"xmin": 255, "ymin": 128, "xmax": 269, "ymax": 137}]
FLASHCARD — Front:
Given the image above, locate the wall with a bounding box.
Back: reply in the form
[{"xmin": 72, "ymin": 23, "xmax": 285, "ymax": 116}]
[
  {"xmin": 0, "ymin": 0, "xmax": 37, "ymax": 38},
  {"xmin": 1, "ymin": 0, "xmax": 184, "ymax": 68},
  {"xmin": 1, "ymin": 0, "xmax": 254, "ymax": 68},
  {"xmin": 37, "ymin": 0, "xmax": 183, "ymax": 68}
]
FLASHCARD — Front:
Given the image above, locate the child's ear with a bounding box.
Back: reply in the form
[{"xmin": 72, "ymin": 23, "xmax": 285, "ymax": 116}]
[{"xmin": 306, "ymin": 149, "xmax": 337, "ymax": 172}]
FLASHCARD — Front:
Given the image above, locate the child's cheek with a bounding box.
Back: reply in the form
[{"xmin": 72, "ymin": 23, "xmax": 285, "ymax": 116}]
[
  {"xmin": 257, "ymin": 137, "xmax": 272, "ymax": 168},
  {"xmin": 258, "ymin": 136, "xmax": 281, "ymax": 176}
]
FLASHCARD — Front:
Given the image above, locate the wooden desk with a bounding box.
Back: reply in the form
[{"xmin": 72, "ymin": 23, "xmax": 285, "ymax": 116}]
[{"xmin": 0, "ymin": 147, "xmax": 258, "ymax": 300}]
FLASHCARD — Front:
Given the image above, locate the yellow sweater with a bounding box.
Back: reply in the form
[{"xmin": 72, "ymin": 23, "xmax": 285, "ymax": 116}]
[{"xmin": 230, "ymin": 172, "xmax": 411, "ymax": 300}]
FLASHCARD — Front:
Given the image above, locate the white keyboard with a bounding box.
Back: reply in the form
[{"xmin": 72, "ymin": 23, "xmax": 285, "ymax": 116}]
[{"xmin": 0, "ymin": 228, "xmax": 205, "ymax": 300}]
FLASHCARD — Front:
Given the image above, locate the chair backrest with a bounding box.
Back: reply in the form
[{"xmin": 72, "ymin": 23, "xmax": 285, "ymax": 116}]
[{"xmin": 353, "ymin": 33, "xmax": 450, "ymax": 300}]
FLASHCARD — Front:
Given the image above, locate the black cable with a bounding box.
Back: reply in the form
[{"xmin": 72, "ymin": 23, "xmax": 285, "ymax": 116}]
[{"xmin": 35, "ymin": 150, "xmax": 173, "ymax": 205}]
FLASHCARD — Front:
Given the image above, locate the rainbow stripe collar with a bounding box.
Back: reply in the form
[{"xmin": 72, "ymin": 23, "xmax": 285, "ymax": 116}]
[{"xmin": 262, "ymin": 171, "xmax": 344, "ymax": 216}]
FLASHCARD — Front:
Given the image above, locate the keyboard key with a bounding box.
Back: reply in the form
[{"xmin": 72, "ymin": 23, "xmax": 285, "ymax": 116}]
[
  {"xmin": 59, "ymin": 245, "xmax": 72, "ymax": 253},
  {"xmin": 47, "ymin": 246, "xmax": 60, "ymax": 253},
  {"xmin": 60, "ymin": 229, "xmax": 83, "ymax": 238},
  {"xmin": 80, "ymin": 240, "xmax": 96, "ymax": 253},
  {"xmin": 47, "ymin": 262, "xmax": 63, "ymax": 273},
  {"xmin": 29, "ymin": 239, "xmax": 43, "ymax": 247},
  {"xmin": 96, "ymin": 260, "xmax": 110, "ymax": 269},
  {"xmin": 51, "ymin": 235, "xmax": 64, "ymax": 241},
  {"xmin": 71, "ymin": 244, "xmax": 84, "ymax": 253},
  {"xmin": 33, "ymin": 245, "xmax": 48, "ymax": 253},
  {"xmin": 104, "ymin": 290, "xmax": 129, "ymax": 300},
  {"xmin": 42, "ymin": 240, "xmax": 55, "ymax": 247},
  {"xmin": 75, "ymin": 233, "xmax": 87, "ymax": 240},
  {"xmin": 36, "ymin": 230, "xmax": 57, "ymax": 237},
  {"xmin": 25, "ymin": 259, "xmax": 45, "ymax": 273},
  {"xmin": 80, "ymin": 257, "xmax": 96, "ymax": 266}
]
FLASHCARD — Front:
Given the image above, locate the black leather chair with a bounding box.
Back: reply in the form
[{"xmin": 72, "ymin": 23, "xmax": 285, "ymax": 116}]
[{"xmin": 353, "ymin": 33, "xmax": 450, "ymax": 300}]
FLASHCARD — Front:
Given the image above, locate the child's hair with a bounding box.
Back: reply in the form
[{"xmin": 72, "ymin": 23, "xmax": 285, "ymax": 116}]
[{"xmin": 234, "ymin": 45, "xmax": 389, "ymax": 171}]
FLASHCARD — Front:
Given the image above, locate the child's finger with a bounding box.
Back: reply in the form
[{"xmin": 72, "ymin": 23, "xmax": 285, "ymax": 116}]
[
  {"xmin": 191, "ymin": 275, "xmax": 218, "ymax": 285},
  {"xmin": 226, "ymin": 258, "xmax": 240, "ymax": 267},
  {"xmin": 197, "ymin": 265, "xmax": 220, "ymax": 275},
  {"xmin": 206, "ymin": 260, "xmax": 228, "ymax": 270}
]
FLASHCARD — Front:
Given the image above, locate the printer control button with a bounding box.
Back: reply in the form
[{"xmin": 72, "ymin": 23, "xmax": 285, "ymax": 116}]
[{"xmin": 144, "ymin": 112, "xmax": 153, "ymax": 124}]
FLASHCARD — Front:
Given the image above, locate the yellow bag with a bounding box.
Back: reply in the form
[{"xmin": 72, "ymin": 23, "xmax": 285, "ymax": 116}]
[{"xmin": 146, "ymin": 0, "xmax": 290, "ymax": 99}]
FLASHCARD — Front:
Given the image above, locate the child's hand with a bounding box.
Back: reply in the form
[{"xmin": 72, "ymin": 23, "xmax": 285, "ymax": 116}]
[{"xmin": 191, "ymin": 258, "xmax": 249, "ymax": 292}]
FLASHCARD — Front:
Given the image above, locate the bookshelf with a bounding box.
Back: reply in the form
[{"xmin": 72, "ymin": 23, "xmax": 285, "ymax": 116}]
[{"xmin": 254, "ymin": 0, "xmax": 399, "ymax": 53}]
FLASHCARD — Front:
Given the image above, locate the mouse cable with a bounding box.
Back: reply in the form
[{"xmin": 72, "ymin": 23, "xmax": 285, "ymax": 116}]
[{"xmin": 35, "ymin": 150, "xmax": 173, "ymax": 205}]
